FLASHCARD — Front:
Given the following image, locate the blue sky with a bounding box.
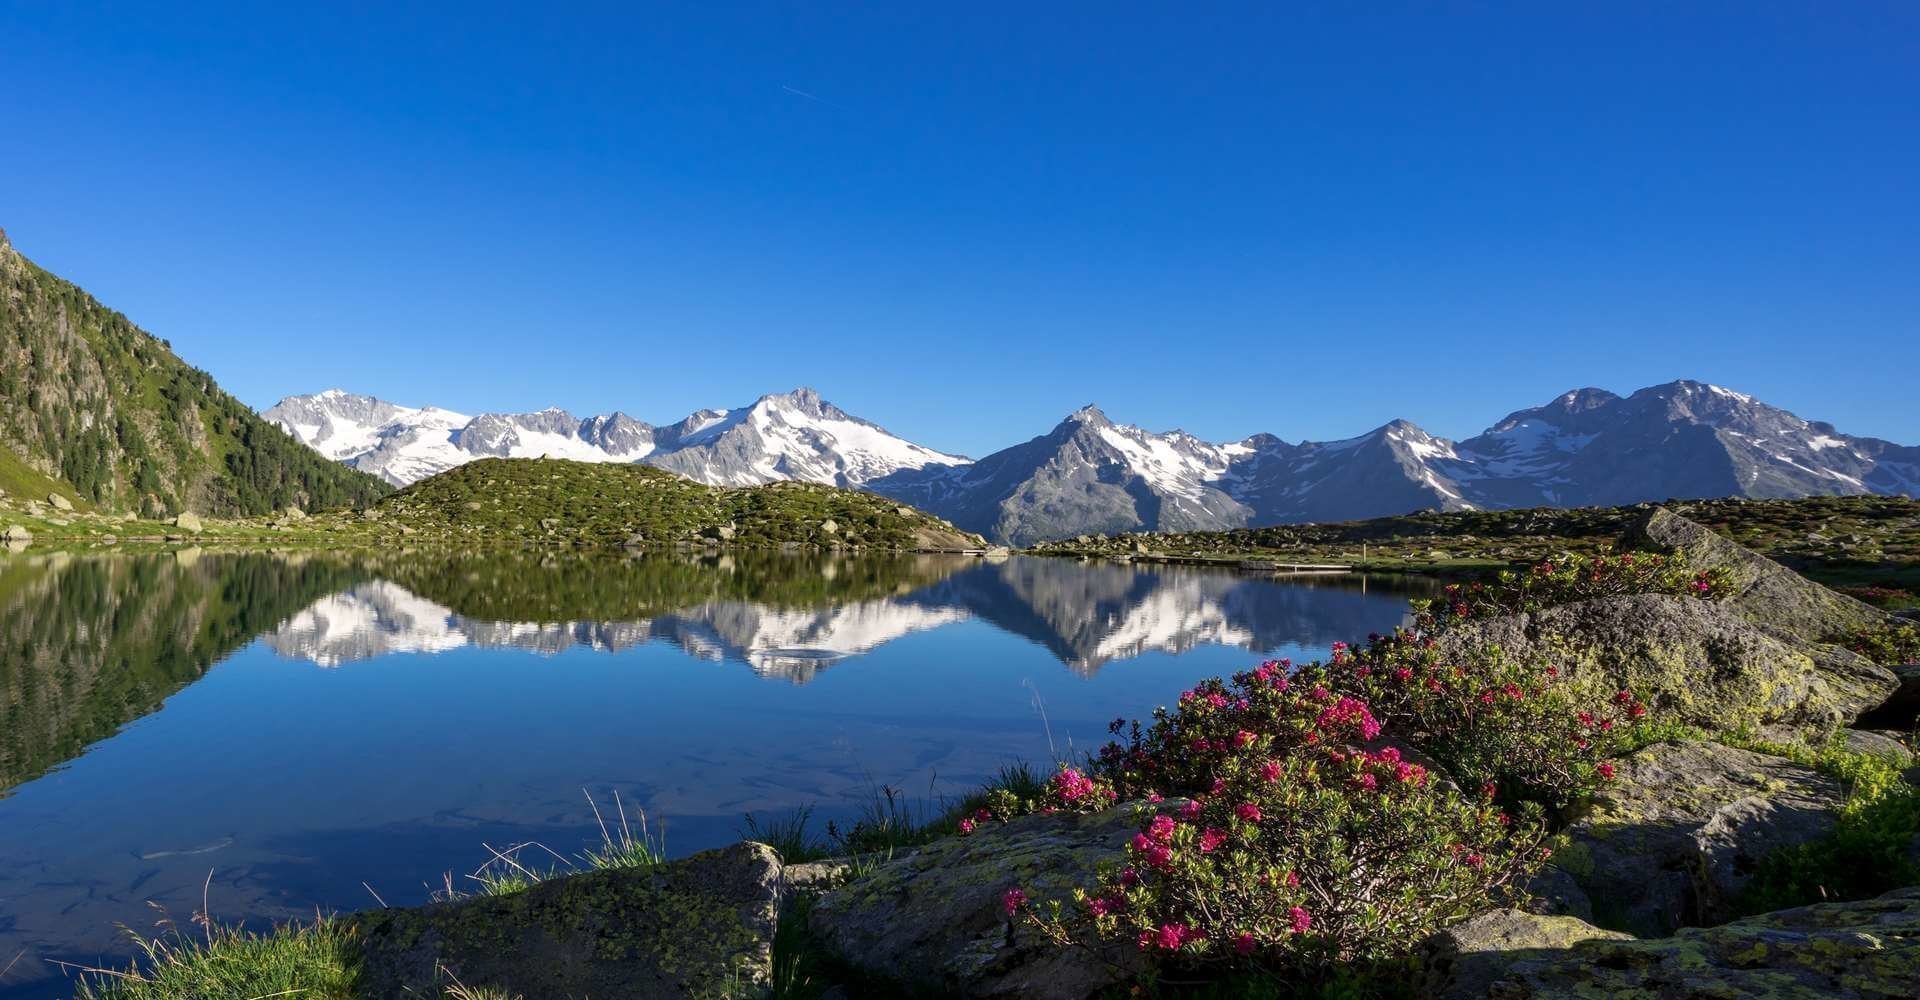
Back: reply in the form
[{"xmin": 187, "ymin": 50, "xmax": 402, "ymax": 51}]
[{"xmin": 2, "ymin": 2, "xmax": 1915, "ymax": 455}]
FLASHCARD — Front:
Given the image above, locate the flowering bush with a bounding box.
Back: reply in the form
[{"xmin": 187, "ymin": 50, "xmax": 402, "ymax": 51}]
[
  {"xmin": 1025, "ymin": 682, "xmax": 1548, "ymax": 976},
  {"xmin": 1412, "ymin": 551, "xmax": 1729, "ymax": 633},
  {"xmin": 1839, "ymin": 622, "xmax": 1920, "ymax": 666},
  {"xmin": 956, "ymin": 765, "xmax": 1120, "ymax": 835},
  {"xmin": 1334, "ymin": 635, "xmax": 1643, "ymax": 806},
  {"xmin": 1098, "ymin": 642, "xmax": 1637, "ymax": 810}
]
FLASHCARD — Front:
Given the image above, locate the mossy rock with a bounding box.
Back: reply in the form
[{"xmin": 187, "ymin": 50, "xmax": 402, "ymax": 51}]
[
  {"xmin": 1627, "ymin": 507, "xmax": 1891, "ymax": 642},
  {"xmin": 1431, "ymin": 887, "xmax": 1920, "ymax": 998},
  {"xmin": 353, "ymin": 842, "xmax": 781, "ymax": 998},
  {"xmin": 1562, "ymin": 740, "xmax": 1846, "ymax": 936},
  {"xmin": 1436, "ymin": 595, "xmax": 1896, "ymax": 731},
  {"xmin": 809, "ymin": 805, "xmax": 1147, "ymax": 998}
]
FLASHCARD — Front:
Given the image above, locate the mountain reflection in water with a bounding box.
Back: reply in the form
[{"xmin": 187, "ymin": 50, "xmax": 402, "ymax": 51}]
[
  {"xmin": 0, "ymin": 547, "xmax": 1431, "ymax": 998},
  {"xmin": 262, "ymin": 554, "xmax": 1429, "ymax": 679}
]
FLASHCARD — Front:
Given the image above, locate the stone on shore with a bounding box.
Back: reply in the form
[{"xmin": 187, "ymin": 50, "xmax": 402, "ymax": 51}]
[
  {"xmin": 810, "ymin": 805, "xmax": 1146, "ymax": 998},
  {"xmin": 355, "ymin": 842, "xmax": 782, "ymax": 998}
]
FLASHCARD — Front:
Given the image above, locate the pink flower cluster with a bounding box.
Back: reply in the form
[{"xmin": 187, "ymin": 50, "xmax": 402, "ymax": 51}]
[{"xmin": 1314, "ymin": 696, "xmax": 1383, "ymax": 740}]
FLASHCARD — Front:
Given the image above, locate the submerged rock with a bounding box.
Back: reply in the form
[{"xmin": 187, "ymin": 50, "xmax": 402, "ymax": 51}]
[
  {"xmin": 355, "ymin": 842, "xmax": 781, "ymax": 998},
  {"xmin": 1556, "ymin": 740, "xmax": 1846, "ymax": 936},
  {"xmin": 1428, "ymin": 887, "xmax": 1920, "ymax": 998},
  {"xmin": 810, "ymin": 806, "xmax": 1145, "ymax": 998},
  {"xmin": 1626, "ymin": 507, "xmax": 1890, "ymax": 642}
]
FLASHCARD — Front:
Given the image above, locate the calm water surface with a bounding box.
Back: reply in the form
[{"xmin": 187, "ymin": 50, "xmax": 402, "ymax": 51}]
[{"xmin": 0, "ymin": 549, "xmax": 1431, "ymax": 996}]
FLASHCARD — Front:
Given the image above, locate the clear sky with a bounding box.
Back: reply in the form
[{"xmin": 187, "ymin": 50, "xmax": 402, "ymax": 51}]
[{"xmin": 2, "ymin": 2, "xmax": 1915, "ymax": 456}]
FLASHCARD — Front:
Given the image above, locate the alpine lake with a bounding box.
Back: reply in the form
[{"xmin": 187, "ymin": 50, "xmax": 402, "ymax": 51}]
[{"xmin": 0, "ymin": 546, "xmax": 1435, "ymax": 996}]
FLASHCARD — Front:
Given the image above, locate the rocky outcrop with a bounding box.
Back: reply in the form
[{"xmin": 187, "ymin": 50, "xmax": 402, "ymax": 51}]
[
  {"xmin": 1435, "ymin": 594, "xmax": 1897, "ymax": 730},
  {"xmin": 1425, "ymin": 888, "xmax": 1920, "ymax": 998},
  {"xmin": 1419, "ymin": 908, "xmax": 1631, "ymax": 998},
  {"xmin": 1626, "ymin": 507, "xmax": 1891, "ymax": 642},
  {"xmin": 1554, "ymin": 740, "xmax": 1847, "ymax": 936},
  {"xmin": 354, "ymin": 842, "xmax": 782, "ymax": 998},
  {"xmin": 809, "ymin": 805, "xmax": 1146, "ymax": 998}
]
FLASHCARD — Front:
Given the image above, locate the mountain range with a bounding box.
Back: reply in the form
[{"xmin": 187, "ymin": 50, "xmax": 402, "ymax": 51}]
[{"xmin": 268, "ymin": 381, "xmax": 1920, "ymax": 545}]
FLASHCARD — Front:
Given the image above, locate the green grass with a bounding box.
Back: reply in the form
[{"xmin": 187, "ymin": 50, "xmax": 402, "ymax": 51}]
[{"xmin": 71, "ymin": 916, "xmax": 362, "ymax": 1000}]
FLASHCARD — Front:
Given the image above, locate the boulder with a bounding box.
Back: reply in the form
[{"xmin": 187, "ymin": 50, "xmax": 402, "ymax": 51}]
[
  {"xmin": 1556, "ymin": 740, "xmax": 1846, "ymax": 935},
  {"xmin": 355, "ymin": 842, "xmax": 782, "ymax": 998},
  {"xmin": 2, "ymin": 524, "xmax": 30, "ymax": 543},
  {"xmin": 46, "ymin": 492, "xmax": 73, "ymax": 511},
  {"xmin": 282, "ymin": 506, "xmax": 308, "ymax": 521},
  {"xmin": 1430, "ymin": 888, "xmax": 1920, "ymax": 998},
  {"xmin": 1435, "ymin": 594, "xmax": 1896, "ymax": 730},
  {"xmin": 810, "ymin": 806, "xmax": 1145, "ymax": 998},
  {"xmin": 1418, "ymin": 908, "xmax": 1631, "ymax": 999},
  {"xmin": 1625, "ymin": 507, "xmax": 1889, "ymax": 642},
  {"xmin": 172, "ymin": 512, "xmax": 204, "ymax": 532}
]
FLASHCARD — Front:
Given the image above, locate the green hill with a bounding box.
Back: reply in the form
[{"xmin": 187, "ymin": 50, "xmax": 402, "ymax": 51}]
[
  {"xmin": 0, "ymin": 227, "xmax": 391, "ymax": 517},
  {"xmin": 351, "ymin": 457, "xmax": 986, "ymax": 551}
]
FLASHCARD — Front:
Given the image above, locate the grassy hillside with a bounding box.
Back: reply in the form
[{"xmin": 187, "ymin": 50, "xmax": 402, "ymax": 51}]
[
  {"xmin": 1030, "ymin": 495, "xmax": 1920, "ymax": 607},
  {"xmin": 345, "ymin": 457, "xmax": 986, "ymax": 551},
  {"xmin": 0, "ymin": 228, "xmax": 391, "ymax": 517}
]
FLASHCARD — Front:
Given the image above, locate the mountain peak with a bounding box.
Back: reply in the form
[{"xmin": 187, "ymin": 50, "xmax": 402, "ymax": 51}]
[{"xmin": 1066, "ymin": 404, "xmax": 1109, "ymax": 425}]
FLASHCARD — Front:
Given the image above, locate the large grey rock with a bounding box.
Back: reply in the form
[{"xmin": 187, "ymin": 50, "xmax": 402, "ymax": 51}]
[
  {"xmin": 355, "ymin": 842, "xmax": 782, "ymax": 998},
  {"xmin": 1436, "ymin": 594, "xmax": 1897, "ymax": 730},
  {"xmin": 1432, "ymin": 887, "xmax": 1920, "ymax": 998},
  {"xmin": 1557, "ymin": 740, "xmax": 1847, "ymax": 936},
  {"xmin": 810, "ymin": 806, "xmax": 1146, "ymax": 998},
  {"xmin": 1419, "ymin": 909, "xmax": 1631, "ymax": 999},
  {"xmin": 172, "ymin": 512, "xmax": 204, "ymax": 532},
  {"xmin": 46, "ymin": 492, "xmax": 72, "ymax": 511},
  {"xmin": 1, "ymin": 525, "xmax": 29, "ymax": 543},
  {"xmin": 1626, "ymin": 507, "xmax": 1891, "ymax": 642}
]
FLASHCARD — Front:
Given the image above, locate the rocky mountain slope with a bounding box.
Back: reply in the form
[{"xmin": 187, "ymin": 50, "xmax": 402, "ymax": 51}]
[
  {"xmin": 0, "ymin": 229, "xmax": 390, "ymax": 517},
  {"xmin": 877, "ymin": 382, "xmax": 1920, "ymax": 545},
  {"xmin": 265, "ymin": 387, "xmax": 966, "ymax": 489},
  {"xmin": 278, "ymin": 380, "xmax": 1917, "ymax": 546}
]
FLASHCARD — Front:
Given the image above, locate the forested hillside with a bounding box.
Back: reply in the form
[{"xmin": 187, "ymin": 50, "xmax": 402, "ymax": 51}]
[{"xmin": 0, "ymin": 227, "xmax": 390, "ymax": 516}]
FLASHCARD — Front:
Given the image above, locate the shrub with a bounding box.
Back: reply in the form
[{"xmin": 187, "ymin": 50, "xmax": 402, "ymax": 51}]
[
  {"xmin": 1021, "ymin": 679, "xmax": 1548, "ymax": 979},
  {"xmin": 1332, "ymin": 636, "xmax": 1643, "ymax": 807},
  {"xmin": 1411, "ymin": 551, "xmax": 1728, "ymax": 632},
  {"xmin": 1838, "ymin": 622, "xmax": 1920, "ymax": 666},
  {"xmin": 1095, "ymin": 646, "xmax": 1638, "ymax": 813}
]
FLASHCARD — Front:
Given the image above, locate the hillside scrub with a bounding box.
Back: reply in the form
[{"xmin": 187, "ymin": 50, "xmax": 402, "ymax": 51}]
[
  {"xmin": 345, "ymin": 458, "xmax": 983, "ymax": 551},
  {"xmin": 0, "ymin": 236, "xmax": 390, "ymax": 517}
]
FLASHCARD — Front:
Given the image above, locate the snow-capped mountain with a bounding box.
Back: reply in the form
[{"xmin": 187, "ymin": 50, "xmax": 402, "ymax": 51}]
[
  {"xmin": 264, "ymin": 387, "xmax": 965, "ymax": 489},
  {"xmin": 868, "ymin": 380, "xmax": 1918, "ymax": 544},
  {"xmin": 268, "ymin": 380, "xmax": 1917, "ymax": 543}
]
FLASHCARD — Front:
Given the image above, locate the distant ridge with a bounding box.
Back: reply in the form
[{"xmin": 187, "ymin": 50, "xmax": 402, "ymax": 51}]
[{"xmin": 270, "ymin": 381, "xmax": 1917, "ymax": 545}]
